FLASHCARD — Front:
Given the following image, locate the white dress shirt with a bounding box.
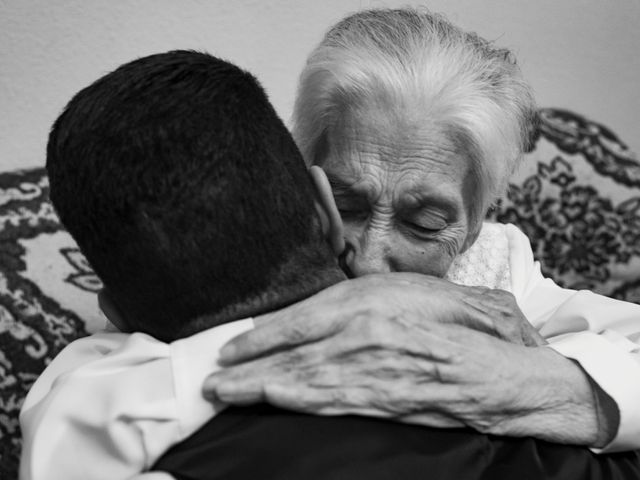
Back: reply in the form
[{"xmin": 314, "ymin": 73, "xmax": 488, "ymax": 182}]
[
  {"xmin": 19, "ymin": 319, "xmax": 254, "ymax": 480},
  {"xmin": 19, "ymin": 223, "xmax": 640, "ymax": 480}
]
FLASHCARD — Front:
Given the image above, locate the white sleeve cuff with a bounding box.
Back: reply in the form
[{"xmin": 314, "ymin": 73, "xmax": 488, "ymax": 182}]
[{"xmin": 549, "ymin": 331, "xmax": 640, "ymax": 452}]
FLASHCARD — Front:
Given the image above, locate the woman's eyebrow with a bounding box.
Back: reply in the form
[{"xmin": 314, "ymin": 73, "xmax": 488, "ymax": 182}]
[{"xmin": 401, "ymin": 191, "xmax": 461, "ymax": 217}]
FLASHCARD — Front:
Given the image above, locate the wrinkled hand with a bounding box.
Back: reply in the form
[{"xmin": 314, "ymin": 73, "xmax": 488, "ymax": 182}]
[
  {"xmin": 129, "ymin": 474, "xmax": 175, "ymax": 480},
  {"xmin": 228, "ymin": 273, "xmax": 545, "ymax": 354},
  {"xmin": 204, "ymin": 273, "xmax": 598, "ymax": 444}
]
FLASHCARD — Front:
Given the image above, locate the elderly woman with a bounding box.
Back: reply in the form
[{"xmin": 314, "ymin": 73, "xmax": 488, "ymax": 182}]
[{"xmin": 207, "ymin": 8, "xmax": 640, "ymax": 452}]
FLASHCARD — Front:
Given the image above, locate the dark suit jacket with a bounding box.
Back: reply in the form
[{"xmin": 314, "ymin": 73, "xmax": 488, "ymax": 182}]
[{"xmin": 153, "ymin": 404, "xmax": 640, "ymax": 480}]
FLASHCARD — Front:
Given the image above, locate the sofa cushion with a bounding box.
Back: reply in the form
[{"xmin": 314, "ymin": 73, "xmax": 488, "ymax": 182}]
[
  {"xmin": 488, "ymin": 108, "xmax": 640, "ymax": 302},
  {"xmin": 0, "ymin": 168, "xmax": 102, "ymax": 478}
]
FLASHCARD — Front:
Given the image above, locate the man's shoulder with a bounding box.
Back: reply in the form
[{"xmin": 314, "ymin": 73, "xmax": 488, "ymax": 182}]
[{"xmin": 39, "ymin": 331, "xmax": 132, "ymax": 376}]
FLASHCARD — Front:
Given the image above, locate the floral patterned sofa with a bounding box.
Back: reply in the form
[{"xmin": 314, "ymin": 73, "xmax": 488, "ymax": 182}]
[
  {"xmin": 1, "ymin": 108, "xmax": 639, "ymax": 479},
  {"xmin": 488, "ymin": 108, "xmax": 640, "ymax": 301}
]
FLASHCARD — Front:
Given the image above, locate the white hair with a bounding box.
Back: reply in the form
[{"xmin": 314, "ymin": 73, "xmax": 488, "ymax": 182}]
[{"xmin": 292, "ymin": 8, "xmax": 536, "ymax": 223}]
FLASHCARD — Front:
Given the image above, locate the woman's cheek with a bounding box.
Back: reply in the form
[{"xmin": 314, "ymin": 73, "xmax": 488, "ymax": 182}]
[
  {"xmin": 394, "ymin": 242, "xmax": 455, "ymax": 277},
  {"xmin": 402, "ymin": 230, "xmax": 465, "ymax": 277}
]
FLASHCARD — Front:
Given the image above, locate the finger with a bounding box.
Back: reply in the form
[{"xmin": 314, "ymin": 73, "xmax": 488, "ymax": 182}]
[
  {"xmin": 457, "ymin": 296, "xmax": 511, "ymax": 340},
  {"xmin": 204, "ymin": 376, "xmax": 266, "ymax": 405},
  {"xmin": 397, "ymin": 412, "xmax": 465, "ymax": 428},
  {"xmin": 130, "ymin": 473, "xmax": 176, "ymax": 480},
  {"xmin": 218, "ymin": 328, "xmax": 274, "ymax": 364},
  {"xmin": 263, "ymin": 384, "xmax": 392, "ymax": 418},
  {"xmin": 522, "ymin": 323, "xmax": 548, "ymax": 347},
  {"xmin": 203, "ymin": 358, "xmax": 267, "ymax": 401},
  {"xmin": 263, "ymin": 383, "xmax": 332, "ymax": 413},
  {"xmin": 263, "ymin": 382, "xmax": 467, "ymax": 421},
  {"xmin": 219, "ymin": 314, "xmax": 341, "ymax": 364},
  {"xmin": 206, "ymin": 346, "xmax": 320, "ymax": 401},
  {"xmin": 458, "ymin": 289, "xmax": 542, "ymax": 346}
]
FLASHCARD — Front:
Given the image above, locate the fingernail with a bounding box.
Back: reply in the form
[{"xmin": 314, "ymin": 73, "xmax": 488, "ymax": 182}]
[
  {"xmin": 214, "ymin": 384, "xmax": 239, "ymax": 402},
  {"xmin": 203, "ymin": 389, "xmax": 218, "ymax": 401},
  {"xmin": 202, "ymin": 381, "xmax": 218, "ymax": 401},
  {"xmin": 219, "ymin": 344, "xmax": 236, "ymax": 362}
]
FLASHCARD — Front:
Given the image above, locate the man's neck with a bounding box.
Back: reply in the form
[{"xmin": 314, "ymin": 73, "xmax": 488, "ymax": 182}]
[
  {"xmin": 248, "ymin": 266, "xmax": 347, "ymax": 319},
  {"xmin": 179, "ymin": 266, "xmax": 346, "ymax": 338}
]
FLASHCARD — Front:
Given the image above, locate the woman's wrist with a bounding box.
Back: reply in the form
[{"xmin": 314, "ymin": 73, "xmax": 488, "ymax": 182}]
[{"xmin": 488, "ymin": 346, "xmax": 600, "ymax": 446}]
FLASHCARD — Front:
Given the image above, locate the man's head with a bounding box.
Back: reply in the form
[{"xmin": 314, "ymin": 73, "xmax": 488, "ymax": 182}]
[{"xmin": 47, "ymin": 50, "xmax": 343, "ymax": 341}]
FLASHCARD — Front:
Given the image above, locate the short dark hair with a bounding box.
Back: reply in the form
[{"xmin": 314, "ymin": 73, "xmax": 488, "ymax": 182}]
[{"xmin": 47, "ymin": 50, "xmax": 335, "ymax": 341}]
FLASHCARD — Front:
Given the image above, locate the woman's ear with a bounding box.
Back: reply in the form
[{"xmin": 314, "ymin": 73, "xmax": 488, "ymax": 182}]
[
  {"xmin": 309, "ymin": 165, "xmax": 345, "ymax": 255},
  {"xmin": 98, "ymin": 288, "xmax": 132, "ymax": 333},
  {"xmin": 461, "ymin": 220, "xmax": 482, "ymax": 254}
]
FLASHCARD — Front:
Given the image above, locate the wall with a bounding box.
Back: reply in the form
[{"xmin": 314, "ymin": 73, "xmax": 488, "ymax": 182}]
[{"xmin": 1, "ymin": 0, "xmax": 639, "ymax": 171}]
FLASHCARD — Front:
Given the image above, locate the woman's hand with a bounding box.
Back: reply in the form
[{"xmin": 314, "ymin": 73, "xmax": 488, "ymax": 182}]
[
  {"xmin": 129, "ymin": 474, "xmax": 175, "ymax": 480},
  {"xmin": 218, "ymin": 273, "xmax": 545, "ymax": 361},
  {"xmin": 201, "ymin": 273, "xmax": 602, "ymax": 444}
]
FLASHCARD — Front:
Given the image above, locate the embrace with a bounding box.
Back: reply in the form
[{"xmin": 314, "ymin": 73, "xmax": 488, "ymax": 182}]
[{"xmin": 20, "ymin": 8, "xmax": 640, "ymax": 480}]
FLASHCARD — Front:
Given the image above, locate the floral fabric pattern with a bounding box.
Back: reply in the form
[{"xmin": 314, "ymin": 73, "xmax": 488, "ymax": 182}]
[
  {"xmin": 0, "ymin": 169, "xmax": 102, "ymax": 479},
  {"xmin": 488, "ymin": 108, "xmax": 640, "ymax": 302}
]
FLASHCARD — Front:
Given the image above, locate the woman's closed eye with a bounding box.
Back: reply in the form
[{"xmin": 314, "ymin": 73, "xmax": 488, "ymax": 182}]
[
  {"xmin": 401, "ymin": 214, "xmax": 448, "ymax": 236},
  {"xmin": 406, "ymin": 221, "xmax": 443, "ymax": 233}
]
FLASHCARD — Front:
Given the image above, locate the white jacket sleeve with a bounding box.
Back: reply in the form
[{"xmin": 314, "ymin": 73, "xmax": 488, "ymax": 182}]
[
  {"xmin": 506, "ymin": 223, "xmax": 640, "ymax": 452},
  {"xmin": 19, "ymin": 319, "xmax": 253, "ymax": 480}
]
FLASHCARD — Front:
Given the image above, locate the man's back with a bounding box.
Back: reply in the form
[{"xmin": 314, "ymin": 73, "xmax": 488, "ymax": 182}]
[{"xmin": 154, "ymin": 404, "xmax": 640, "ymax": 480}]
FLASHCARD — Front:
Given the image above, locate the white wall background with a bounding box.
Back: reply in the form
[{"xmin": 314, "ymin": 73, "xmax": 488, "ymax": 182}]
[{"xmin": 1, "ymin": 0, "xmax": 639, "ymax": 171}]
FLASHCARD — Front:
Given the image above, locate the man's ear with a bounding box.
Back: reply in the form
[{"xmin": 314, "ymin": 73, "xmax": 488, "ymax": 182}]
[
  {"xmin": 309, "ymin": 165, "xmax": 345, "ymax": 255},
  {"xmin": 98, "ymin": 288, "xmax": 132, "ymax": 333}
]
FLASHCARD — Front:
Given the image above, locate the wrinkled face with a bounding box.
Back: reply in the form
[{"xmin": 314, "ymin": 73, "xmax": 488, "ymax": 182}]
[{"xmin": 320, "ymin": 104, "xmax": 477, "ymax": 278}]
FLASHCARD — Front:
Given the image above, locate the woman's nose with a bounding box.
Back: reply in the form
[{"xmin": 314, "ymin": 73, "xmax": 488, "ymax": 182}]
[{"xmin": 343, "ymin": 228, "xmax": 394, "ymax": 276}]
